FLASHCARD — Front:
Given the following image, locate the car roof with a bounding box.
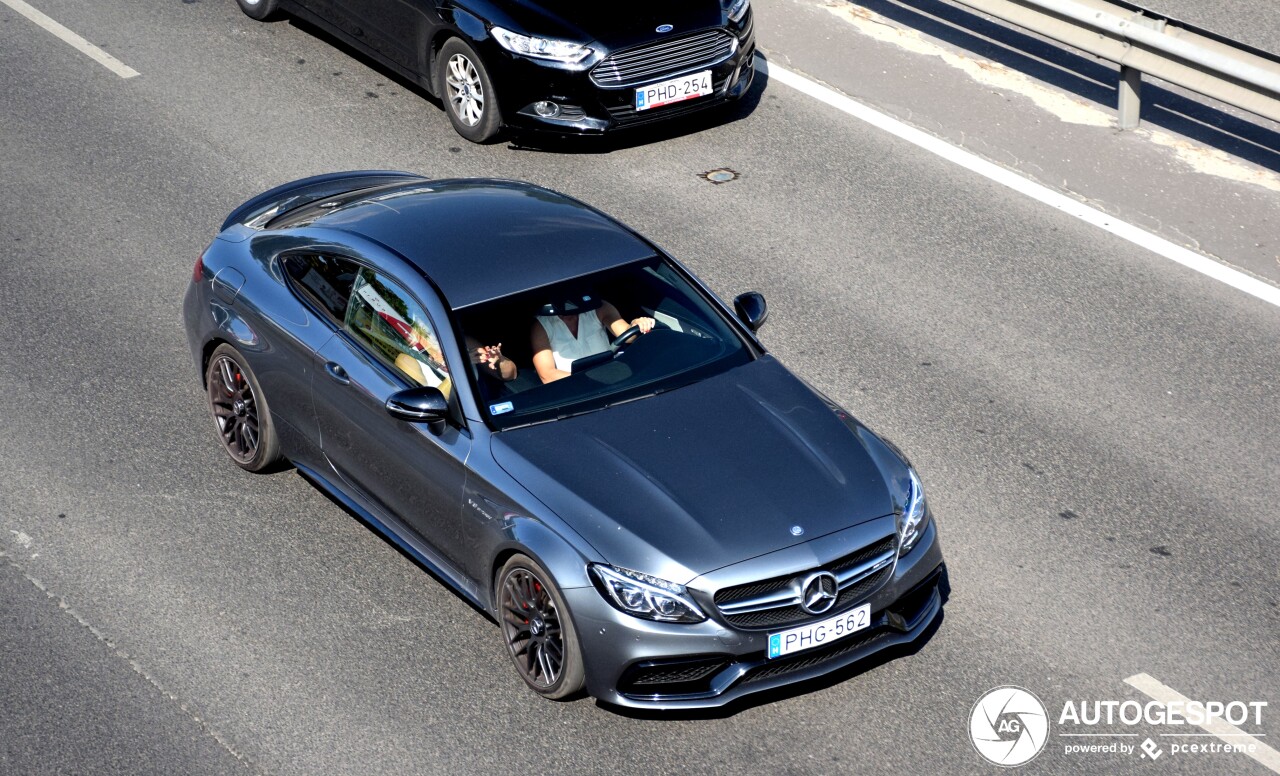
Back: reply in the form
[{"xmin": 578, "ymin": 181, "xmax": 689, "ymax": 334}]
[{"xmin": 302, "ymin": 179, "xmax": 657, "ymax": 308}]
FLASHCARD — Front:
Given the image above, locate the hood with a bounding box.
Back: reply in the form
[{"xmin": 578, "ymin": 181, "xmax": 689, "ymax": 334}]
[
  {"xmin": 491, "ymin": 357, "xmax": 898, "ymax": 584},
  {"xmin": 485, "ymin": 0, "xmax": 727, "ymax": 51}
]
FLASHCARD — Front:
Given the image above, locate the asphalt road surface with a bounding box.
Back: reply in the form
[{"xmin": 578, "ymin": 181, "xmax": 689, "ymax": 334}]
[
  {"xmin": 1, "ymin": 1, "xmax": 1277, "ymax": 775},
  {"xmin": 1138, "ymin": 0, "xmax": 1280, "ymax": 53}
]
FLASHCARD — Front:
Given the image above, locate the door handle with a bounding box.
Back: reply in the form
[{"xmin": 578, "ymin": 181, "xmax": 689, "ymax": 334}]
[{"xmin": 323, "ymin": 361, "xmax": 350, "ymax": 385}]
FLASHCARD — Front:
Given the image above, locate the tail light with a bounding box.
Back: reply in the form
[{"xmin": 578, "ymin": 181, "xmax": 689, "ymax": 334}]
[{"xmin": 193, "ymin": 254, "xmax": 205, "ymax": 283}]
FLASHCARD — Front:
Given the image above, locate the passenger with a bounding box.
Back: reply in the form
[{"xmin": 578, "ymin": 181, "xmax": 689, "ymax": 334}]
[
  {"xmin": 531, "ymin": 295, "xmax": 655, "ymax": 384},
  {"xmin": 394, "ymin": 324, "xmax": 450, "ymax": 395},
  {"xmin": 470, "ymin": 341, "xmax": 518, "ymax": 382},
  {"xmin": 396, "ymin": 326, "xmax": 515, "ymax": 397}
]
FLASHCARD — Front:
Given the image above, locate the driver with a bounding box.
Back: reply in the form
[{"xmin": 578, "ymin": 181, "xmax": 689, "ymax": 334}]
[{"xmin": 531, "ymin": 294, "xmax": 654, "ymax": 384}]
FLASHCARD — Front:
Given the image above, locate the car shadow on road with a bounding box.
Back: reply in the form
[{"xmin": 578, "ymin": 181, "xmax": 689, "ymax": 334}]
[
  {"xmin": 846, "ymin": 0, "xmax": 1280, "ymax": 172},
  {"xmin": 599, "ymin": 572, "xmax": 951, "ymax": 719},
  {"xmin": 278, "ymin": 16, "xmax": 455, "ymax": 117},
  {"xmin": 294, "ymin": 468, "xmax": 497, "ymax": 622}
]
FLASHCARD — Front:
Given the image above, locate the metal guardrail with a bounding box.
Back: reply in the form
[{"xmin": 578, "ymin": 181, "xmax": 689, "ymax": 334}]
[{"xmin": 944, "ymin": 0, "xmax": 1280, "ymax": 129}]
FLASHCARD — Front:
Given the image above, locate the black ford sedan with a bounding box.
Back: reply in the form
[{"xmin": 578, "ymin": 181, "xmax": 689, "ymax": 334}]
[
  {"xmin": 184, "ymin": 171, "xmax": 946, "ymax": 707},
  {"xmin": 235, "ymin": 0, "xmax": 756, "ymax": 141}
]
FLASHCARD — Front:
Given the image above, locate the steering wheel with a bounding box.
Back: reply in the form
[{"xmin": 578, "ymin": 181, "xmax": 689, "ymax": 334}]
[{"xmin": 610, "ymin": 324, "xmax": 643, "ymax": 349}]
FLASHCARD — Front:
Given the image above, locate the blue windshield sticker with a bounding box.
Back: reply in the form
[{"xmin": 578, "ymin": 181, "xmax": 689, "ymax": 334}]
[{"xmin": 490, "ymin": 401, "xmax": 514, "ymax": 416}]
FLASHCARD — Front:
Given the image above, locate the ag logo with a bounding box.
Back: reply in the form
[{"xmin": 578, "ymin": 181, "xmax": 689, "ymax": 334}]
[{"xmin": 969, "ymin": 686, "xmax": 1049, "ymax": 767}]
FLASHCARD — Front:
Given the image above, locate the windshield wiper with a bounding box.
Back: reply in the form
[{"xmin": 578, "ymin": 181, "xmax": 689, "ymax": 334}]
[
  {"xmin": 498, "ymin": 388, "xmax": 668, "ymax": 431},
  {"xmin": 603, "ymin": 388, "xmax": 665, "ymax": 409}
]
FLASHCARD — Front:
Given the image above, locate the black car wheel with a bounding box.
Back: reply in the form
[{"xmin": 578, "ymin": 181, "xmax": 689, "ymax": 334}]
[
  {"xmin": 205, "ymin": 343, "xmax": 282, "ymax": 472},
  {"xmin": 497, "ymin": 555, "xmax": 585, "ymax": 699},
  {"xmin": 235, "ymin": 0, "xmax": 279, "ymax": 21},
  {"xmin": 437, "ymin": 38, "xmax": 501, "ymax": 143}
]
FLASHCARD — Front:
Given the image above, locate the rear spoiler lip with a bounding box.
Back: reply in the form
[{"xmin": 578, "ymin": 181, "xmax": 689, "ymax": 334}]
[{"xmin": 219, "ymin": 170, "xmax": 426, "ymax": 233}]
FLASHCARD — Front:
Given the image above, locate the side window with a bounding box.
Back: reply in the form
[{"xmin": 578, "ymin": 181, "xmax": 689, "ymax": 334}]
[
  {"xmin": 282, "ymin": 253, "xmax": 359, "ymax": 325},
  {"xmin": 345, "ymin": 269, "xmax": 452, "ymax": 394}
]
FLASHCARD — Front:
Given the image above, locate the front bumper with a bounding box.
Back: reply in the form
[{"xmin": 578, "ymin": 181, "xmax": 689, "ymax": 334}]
[
  {"xmin": 488, "ymin": 22, "xmax": 756, "ymax": 135},
  {"xmin": 566, "ymin": 520, "xmax": 946, "ymax": 709}
]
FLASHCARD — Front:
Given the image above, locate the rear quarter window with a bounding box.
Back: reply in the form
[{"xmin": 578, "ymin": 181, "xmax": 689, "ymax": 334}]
[{"xmin": 282, "ymin": 253, "xmax": 359, "ymax": 324}]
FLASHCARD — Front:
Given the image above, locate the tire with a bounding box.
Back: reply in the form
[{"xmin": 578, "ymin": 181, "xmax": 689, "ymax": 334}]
[
  {"xmin": 205, "ymin": 343, "xmax": 283, "ymax": 472},
  {"xmin": 235, "ymin": 0, "xmax": 279, "ymax": 21},
  {"xmin": 437, "ymin": 38, "xmax": 502, "ymax": 143},
  {"xmin": 496, "ymin": 554, "xmax": 586, "ymax": 700}
]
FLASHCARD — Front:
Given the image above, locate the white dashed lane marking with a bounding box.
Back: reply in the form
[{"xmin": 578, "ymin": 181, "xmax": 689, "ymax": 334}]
[{"xmin": 1, "ymin": 0, "xmax": 139, "ymax": 79}]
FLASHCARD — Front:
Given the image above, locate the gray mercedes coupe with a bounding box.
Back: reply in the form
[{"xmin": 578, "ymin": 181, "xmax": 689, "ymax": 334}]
[{"xmin": 183, "ymin": 171, "xmax": 947, "ymax": 708}]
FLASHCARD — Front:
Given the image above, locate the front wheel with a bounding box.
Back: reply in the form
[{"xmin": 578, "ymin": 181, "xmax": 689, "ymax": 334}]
[
  {"xmin": 497, "ymin": 555, "xmax": 585, "ymax": 700},
  {"xmin": 437, "ymin": 38, "xmax": 501, "ymax": 143},
  {"xmin": 235, "ymin": 0, "xmax": 280, "ymax": 21}
]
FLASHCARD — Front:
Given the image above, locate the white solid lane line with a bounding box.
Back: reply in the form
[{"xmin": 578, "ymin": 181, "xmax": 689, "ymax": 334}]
[
  {"xmin": 1125, "ymin": 673, "xmax": 1280, "ymax": 773},
  {"xmin": 759, "ymin": 57, "xmax": 1280, "ymax": 310},
  {"xmin": 1, "ymin": 0, "xmax": 138, "ymax": 79}
]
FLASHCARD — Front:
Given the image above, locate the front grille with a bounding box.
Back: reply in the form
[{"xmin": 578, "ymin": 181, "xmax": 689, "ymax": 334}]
[
  {"xmin": 713, "ymin": 535, "xmax": 898, "ymax": 630},
  {"xmin": 591, "ymin": 29, "xmax": 737, "ymax": 88}
]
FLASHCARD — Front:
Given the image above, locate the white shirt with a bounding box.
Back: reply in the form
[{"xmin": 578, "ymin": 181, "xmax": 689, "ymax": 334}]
[{"xmin": 537, "ymin": 312, "xmax": 611, "ymax": 373}]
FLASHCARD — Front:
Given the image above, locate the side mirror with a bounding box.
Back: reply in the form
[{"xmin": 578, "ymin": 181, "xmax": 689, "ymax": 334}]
[
  {"xmin": 386, "ymin": 386, "xmax": 449, "ymax": 433},
  {"xmin": 733, "ymin": 291, "xmax": 768, "ymax": 332}
]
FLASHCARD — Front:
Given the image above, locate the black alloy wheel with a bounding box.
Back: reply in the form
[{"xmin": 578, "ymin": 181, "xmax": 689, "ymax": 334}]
[
  {"xmin": 205, "ymin": 344, "xmax": 282, "ymax": 472},
  {"xmin": 498, "ymin": 555, "xmax": 585, "ymax": 699},
  {"xmin": 235, "ymin": 0, "xmax": 280, "ymax": 21}
]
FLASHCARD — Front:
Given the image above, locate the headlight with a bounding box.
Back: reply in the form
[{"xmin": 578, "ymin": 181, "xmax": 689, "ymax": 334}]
[
  {"xmin": 728, "ymin": 0, "xmax": 751, "ymax": 23},
  {"xmin": 898, "ymin": 468, "xmax": 929, "ymax": 555},
  {"xmin": 491, "ymin": 26, "xmax": 593, "ymax": 64},
  {"xmin": 591, "ymin": 565, "xmax": 706, "ymax": 623}
]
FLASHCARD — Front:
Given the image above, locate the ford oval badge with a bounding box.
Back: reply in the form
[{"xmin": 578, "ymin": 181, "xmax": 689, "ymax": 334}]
[{"xmin": 656, "ymin": 24, "xmax": 674, "ymax": 33}]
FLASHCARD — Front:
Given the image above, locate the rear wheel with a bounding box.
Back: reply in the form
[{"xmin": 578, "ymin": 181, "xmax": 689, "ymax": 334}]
[
  {"xmin": 235, "ymin": 0, "xmax": 279, "ymax": 21},
  {"xmin": 205, "ymin": 343, "xmax": 283, "ymax": 472},
  {"xmin": 497, "ymin": 554, "xmax": 585, "ymax": 699},
  {"xmin": 437, "ymin": 38, "xmax": 501, "ymax": 143}
]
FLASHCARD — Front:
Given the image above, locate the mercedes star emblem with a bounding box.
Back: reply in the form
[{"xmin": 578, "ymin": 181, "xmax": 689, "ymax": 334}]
[{"xmin": 799, "ymin": 571, "xmax": 839, "ymax": 615}]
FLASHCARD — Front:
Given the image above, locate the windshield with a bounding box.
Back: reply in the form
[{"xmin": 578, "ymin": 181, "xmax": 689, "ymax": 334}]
[{"xmin": 456, "ymin": 257, "xmax": 754, "ymax": 429}]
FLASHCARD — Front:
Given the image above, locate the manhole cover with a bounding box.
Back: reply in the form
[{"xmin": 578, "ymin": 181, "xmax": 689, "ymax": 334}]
[{"xmin": 699, "ymin": 168, "xmax": 739, "ymax": 184}]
